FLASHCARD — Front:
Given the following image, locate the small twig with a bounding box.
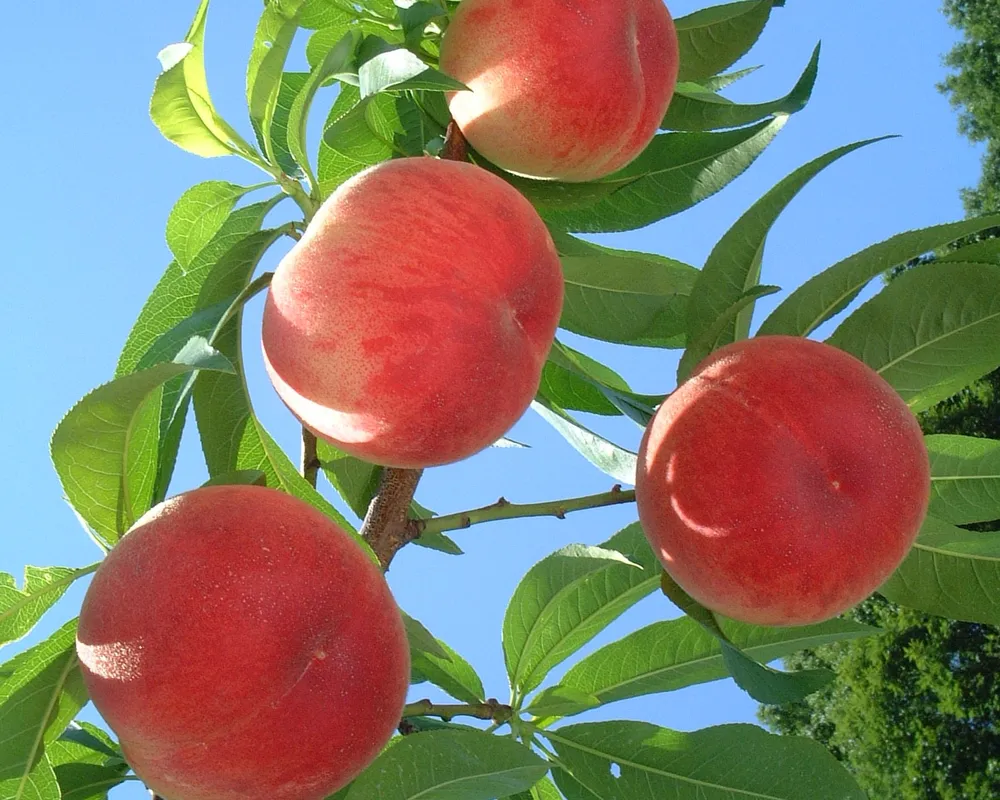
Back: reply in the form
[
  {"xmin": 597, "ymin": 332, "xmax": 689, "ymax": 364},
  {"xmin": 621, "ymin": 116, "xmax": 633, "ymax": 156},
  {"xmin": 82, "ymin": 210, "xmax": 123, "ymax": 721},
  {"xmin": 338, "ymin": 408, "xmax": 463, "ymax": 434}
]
[
  {"xmin": 417, "ymin": 485, "xmax": 636, "ymax": 536},
  {"xmin": 360, "ymin": 468, "xmax": 423, "ymax": 570},
  {"xmin": 440, "ymin": 121, "xmax": 469, "ymax": 162},
  {"xmin": 301, "ymin": 428, "xmax": 320, "ymax": 488},
  {"xmin": 402, "ymin": 698, "xmax": 514, "ymax": 725}
]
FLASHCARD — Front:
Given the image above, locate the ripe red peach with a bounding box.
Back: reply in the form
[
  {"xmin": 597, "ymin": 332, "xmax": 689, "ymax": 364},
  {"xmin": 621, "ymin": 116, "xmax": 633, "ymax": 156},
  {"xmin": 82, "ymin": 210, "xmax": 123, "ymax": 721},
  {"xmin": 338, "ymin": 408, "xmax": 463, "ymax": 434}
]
[
  {"xmin": 76, "ymin": 485, "xmax": 410, "ymax": 800},
  {"xmin": 439, "ymin": 0, "xmax": 680, "ymax": 182},
  {"xmin": 636, "ymin": 336, "xmax": 931, "ymax": 627},
  {"xmin": 261, "ymin": 157, "xmax": 563, "ymax": 468}
]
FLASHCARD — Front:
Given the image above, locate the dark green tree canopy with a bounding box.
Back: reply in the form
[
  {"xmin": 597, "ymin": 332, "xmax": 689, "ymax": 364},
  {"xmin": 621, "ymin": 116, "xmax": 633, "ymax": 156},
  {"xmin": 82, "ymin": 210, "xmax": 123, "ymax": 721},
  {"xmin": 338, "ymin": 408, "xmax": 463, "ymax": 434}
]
[{"xmin": 940, "ymin": 0, "xmax": 1000, "ymax": 213}]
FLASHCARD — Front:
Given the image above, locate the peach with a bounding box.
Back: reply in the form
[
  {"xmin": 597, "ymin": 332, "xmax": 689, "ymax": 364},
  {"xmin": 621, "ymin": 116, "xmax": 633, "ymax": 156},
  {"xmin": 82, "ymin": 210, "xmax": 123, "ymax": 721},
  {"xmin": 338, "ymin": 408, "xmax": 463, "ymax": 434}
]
[
  {"xmin": 76, "ymin": 485, "xmax": 410, "ymax": 800},
  {"xmin": 261, "ymin": 157, "xmax": 563, "ymax": 468},
  {"xmin": 636, "ymin": 336, "xmax": 930, "ymax": 627},
  {"xmin": 439, "ymin": 0, "xmax": 680, "ymax": 182}
]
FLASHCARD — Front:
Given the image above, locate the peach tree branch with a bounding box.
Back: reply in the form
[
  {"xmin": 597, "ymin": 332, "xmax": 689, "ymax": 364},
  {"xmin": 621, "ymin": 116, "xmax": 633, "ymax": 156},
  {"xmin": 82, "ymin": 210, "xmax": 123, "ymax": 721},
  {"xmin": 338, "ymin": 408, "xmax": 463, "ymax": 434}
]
[
  {"xmin": 402, "ymin": 698, "xmax": 514, "ymax": 725},
  {"xmin": 301, "ymin": 429, "xmax": 320, "ymax": 488},
  {"xmin": 416, "ymin": 485, "xmax": 636, "ymax": 536},
  {"xmin": 360, "ymin": 468, "xmax": 424, "ymax": 570}
]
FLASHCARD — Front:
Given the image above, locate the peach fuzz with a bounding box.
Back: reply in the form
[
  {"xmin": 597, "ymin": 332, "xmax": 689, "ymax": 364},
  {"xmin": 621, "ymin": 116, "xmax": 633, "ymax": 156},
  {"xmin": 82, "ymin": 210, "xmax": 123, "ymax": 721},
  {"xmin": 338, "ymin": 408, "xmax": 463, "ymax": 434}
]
[
  {"xmin": 439, "ymin": 0, "xmax": 680, "ymax": 182},
  {"xmin": 636, "ymin": 336, "xmax": 931, "ymax": 627},
  {"xmin": 261, "ymin": 157, "xmax": 563, "ymax": 468},
  {"xmin": 76, "ymin": 484, "xmax": 410, "ymax": 800}
]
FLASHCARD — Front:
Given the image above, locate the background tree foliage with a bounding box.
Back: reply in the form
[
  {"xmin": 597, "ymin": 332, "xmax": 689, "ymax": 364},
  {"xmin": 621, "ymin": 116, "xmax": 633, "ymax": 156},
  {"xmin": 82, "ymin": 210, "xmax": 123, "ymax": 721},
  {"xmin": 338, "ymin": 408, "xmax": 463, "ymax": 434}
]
[
  {"xmin": 940, "ymin": 0, "xmax": 1000, "ymax": 215},
  {"xmin": 759, "ymin": 3, "xmax": 1000, "ymax": 796}
]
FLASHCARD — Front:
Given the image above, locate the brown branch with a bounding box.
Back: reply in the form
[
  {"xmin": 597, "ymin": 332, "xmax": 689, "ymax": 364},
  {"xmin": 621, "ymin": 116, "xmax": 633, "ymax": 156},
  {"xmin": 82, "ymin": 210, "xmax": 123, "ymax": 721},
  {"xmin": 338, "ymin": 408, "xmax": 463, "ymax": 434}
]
[
  {"xmin": 402, "ymin": 698, "xmax": 514, "ymax": 725},
  {"xmin": 360, "ymin": 468, "xmax": 423, "ymax": 570},
  {"xmin": 417, "ymin": 485, "xmax": 636, "ymax": 536},
  {"xmin": 301, "ymin": 428, "xmax": 320, "ymax": 488},
  {"xmin": 440, "ymin": 121, "xmax": 468, "ymax": 162}
]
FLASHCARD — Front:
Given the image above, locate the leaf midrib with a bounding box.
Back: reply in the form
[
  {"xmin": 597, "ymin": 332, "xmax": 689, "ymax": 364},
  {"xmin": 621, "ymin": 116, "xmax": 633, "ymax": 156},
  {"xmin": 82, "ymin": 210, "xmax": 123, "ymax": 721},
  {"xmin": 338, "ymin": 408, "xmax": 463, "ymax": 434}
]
[
  {"xmin": 574, "ymin": 630, "xmax": 867, "ymax": 703},
  {"xmin": 877, "ymin": 306, "xmax": 1000, "ymax": 378},
  {"xmin": 544, "ymin": 728, "xmax": 789, "ymax": 800}
]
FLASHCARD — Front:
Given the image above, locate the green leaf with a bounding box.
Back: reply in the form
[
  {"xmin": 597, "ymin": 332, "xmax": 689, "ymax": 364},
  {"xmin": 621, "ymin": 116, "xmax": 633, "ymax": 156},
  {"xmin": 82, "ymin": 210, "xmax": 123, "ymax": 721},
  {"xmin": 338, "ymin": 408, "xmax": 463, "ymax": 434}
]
[
  {"xmin": 189, "ymin": 241, "xmax": 367, "ymax": 556},
  {"xmin": 663, "ymin": 43, "xmax": 819, "ymax": 132},
  {"xmin": 525, "ymin": 685, "xmax": 600, "ymax": 719},
  {"xmin": 758, "ymin": 214, "xmax": 1000, "ymax": 337},
  {"xmin": 506, "ymin": 776, "xmax": 562, "ymax": 800},
  {"xmin": 344, "ymin": 730, "xmax": 548, "ymax": 800},
  {"xmin": 52, "ymin": 763, "xmax": 125, "ymax": 800},
  {"xmin": 549, "ymin": 230, "xmax": 698, "ymax": 348},
  {"xmin": 323, "ymin": 91, "xmax": 436, "ymax": 161},
  {"xmin": 118, "ymin": 200, "xmax": 279, "ymax": 377},
  {"xmin": 200, "ymin": 469, "xmax": 268, "ymax": 488},
  {"xmin": 827, "ymin": 261, "xmax": 1000, "ymax": 413},
  {"xmin": 687, "ymin": 137, "xmax": 887, "ymax": 351},
  {"xmin": 0, "ymin": 755, "xmax": 59, "ymax": 800},
  {"xmin": 53, "ymin": 723, "xmax": 122, "ymax": 764},
  {"xmin": 397, "ymin": 0, "xmax": 447, "ymax": 47},
  {"xmin": 530, "ymin": 399, "xmax": 637, "ymax": 485},
  {"xmin": 51, "ymin": 338, "xmax": 234, "ymax": 545},
  {"xmin": 674, "ymin": 0, "xmax": 774, "ymax": 82},
  {"xmin": 359, "ymin": 48, "xmax": 467, "ymax": 97},
  {"xmin": 268, "ymin": 72, "xmax": 311, "ymax": 176},
  {"xmin": 0, "ymin": 620, "xmax": 89, "ymax": 787},
  {"xmin": 307, "ymin": 21, "xmax": 403, "ymax": 68},
  {"xmin": 556, "ymin": 615, "xmax": 875, "ymax": 713},
  {"xmin": 926, "ymin": 434, "xmax": 1000, "ymax": 525},
  {"xmin": 659, "ymin": 573, "xmax": 833, "ymax": 705},
  {"xmin": 247, "ymin": 0, "xmax": 304, "ymax": 165},
  {"xmin": 318, "ymin": 85, "xmax": 377, "ymax": 197},
  {"xmin": 403, "ymin": 614, "xmax": 485, "ymax": 705},
  {"xmin": 521, "ymin": 117, "xmax": 786, "ymax": 233},
  {"xmin": 150, "ymin": 0, "xmax": 256, "ymax": 160},
  {"xmin": 938, "ymin": 236, "xmax": 1000, "ymax": 264},
  {"xmin": 718, "ymin": 640, "xmax": 833, "ymax": 706},
  {"xmin": 322, "ymin": 96, "xmax": 395, "ymax": 162},
  {"xmin": 677, "ymin": 284, "xmax": 780, "ymax": 383},
  {"xmin": 48, "ymin": 723, "xmax": 128, "ymax": 800},
  {"xmin": 116, "ymin": 199, "xmax": 281, "ymax": 503},
  {"xmin": 503, "ymin": 526, "xmax": 658, "ymax": 697},
  {"xmin": 701, "ymin": 65, "xmax": 762, "ymax": 92},
  {"xmin": 301, "ymin": 0, "xmax": 397, "ymax": 29},
  {"xmin": 288, "ymin": 30, "xmax": 363, "ymax": 189},
  {"xmin": 300, "ymin": 0, "xmax": 351, "ymax": 29},
  {"xmin": 879, "ymin": 515, "xmax": 1000, "ymax": 625},
  {"xmin": 547, "ymin": 721, "xmax": 865, "ymax": 800},
  {"xmin": 317, "ymin": 440, "xmax": 382, "ymax": 518},
  {"xmin": 540, "ymin": 341, "xmax": 661, "ymax": 419},
  {"xmin": 0, "ymin": 566, "xmax": 95, "ymax": 649},
  {"xmin": 165, "ymin": 181, "xmax": 267, "ymax": 269}
]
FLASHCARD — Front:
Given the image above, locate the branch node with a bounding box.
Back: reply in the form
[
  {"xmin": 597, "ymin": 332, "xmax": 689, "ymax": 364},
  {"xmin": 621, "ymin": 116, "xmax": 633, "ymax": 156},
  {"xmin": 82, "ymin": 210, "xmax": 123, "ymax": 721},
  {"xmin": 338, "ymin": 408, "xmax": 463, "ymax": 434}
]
[{"xmin": 360, "ymin": 468, "xmax": 424, "ymax": 570}]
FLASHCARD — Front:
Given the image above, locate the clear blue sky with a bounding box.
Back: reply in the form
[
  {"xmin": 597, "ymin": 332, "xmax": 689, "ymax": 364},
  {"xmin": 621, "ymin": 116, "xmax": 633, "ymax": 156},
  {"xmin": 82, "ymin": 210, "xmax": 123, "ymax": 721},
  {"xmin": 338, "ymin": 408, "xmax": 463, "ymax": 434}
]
[{"xmin": 0, "ymin": 1, "xmax": 983, "ymax": 797}]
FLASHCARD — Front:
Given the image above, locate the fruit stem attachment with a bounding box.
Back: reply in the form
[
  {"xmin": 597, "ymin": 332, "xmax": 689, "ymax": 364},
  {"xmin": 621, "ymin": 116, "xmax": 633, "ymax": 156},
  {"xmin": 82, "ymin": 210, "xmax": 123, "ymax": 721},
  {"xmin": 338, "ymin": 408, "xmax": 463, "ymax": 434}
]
[
  {"xmin": 440, "ymin": 121, "xmax": 468, "ymax": 162},
  {"xmin": 402, "ymin": 698, "xmax": 514, "ymax": 725},
  {"xmin": 417, "ymin": 485, "xmax": 636, "ymax": 535},
  {"xmin": 361, "ymin": 468, "xmax": 424, "ymax": 570},
  {"xmin": 301, "ymin": 429, "xmax": 320, "ymax": 487}
]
